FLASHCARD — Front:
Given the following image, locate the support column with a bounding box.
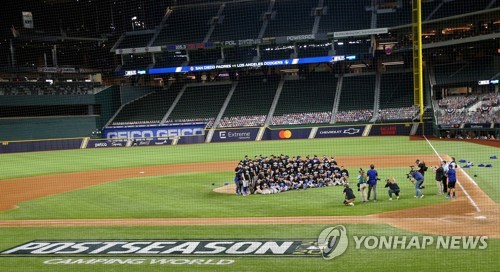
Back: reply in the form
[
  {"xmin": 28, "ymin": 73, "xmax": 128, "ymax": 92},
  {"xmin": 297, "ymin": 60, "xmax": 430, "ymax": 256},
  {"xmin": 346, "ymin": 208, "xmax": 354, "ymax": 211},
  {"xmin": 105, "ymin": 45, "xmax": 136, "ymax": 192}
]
[
  {"xmin": 52, "ymin": 45, "xmax": 58, "ymax": 67},
  {"xmin": 9, "ymin": 39, "xmax": 16, "ymax": 66}
]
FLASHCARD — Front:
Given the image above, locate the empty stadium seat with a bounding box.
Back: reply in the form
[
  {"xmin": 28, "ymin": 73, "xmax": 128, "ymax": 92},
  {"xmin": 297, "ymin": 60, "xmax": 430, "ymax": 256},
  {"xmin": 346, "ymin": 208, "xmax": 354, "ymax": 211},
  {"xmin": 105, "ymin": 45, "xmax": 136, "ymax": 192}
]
[
  {"xmin": 379, "ymin": 72, "xmax": 414, "ymax": 109},
  {"xmin": 219, "ymin": 75, "xmax": 279, "ymax": 127},
  {"xmin": 264, "ymin": 0, "xmax": 316, "ymax": 37},
  {"xmin": 210, "ymin": 0, "xmax": 269, "ymax": 41},
  {"xmin": 338, "ymin": 74, "xmax": 376, "ymax": 111},
  {"xmin": 167, "ymin": 83, "xmax": 233, "ymax": 123}
]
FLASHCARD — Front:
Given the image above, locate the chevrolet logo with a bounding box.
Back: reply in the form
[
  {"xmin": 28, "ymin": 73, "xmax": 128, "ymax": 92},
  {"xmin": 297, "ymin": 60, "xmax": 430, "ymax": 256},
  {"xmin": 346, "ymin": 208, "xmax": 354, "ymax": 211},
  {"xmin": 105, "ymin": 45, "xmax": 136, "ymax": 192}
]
[{"xmin": 343, "ymin": 128, "xmax": 360, "ymax": 135}]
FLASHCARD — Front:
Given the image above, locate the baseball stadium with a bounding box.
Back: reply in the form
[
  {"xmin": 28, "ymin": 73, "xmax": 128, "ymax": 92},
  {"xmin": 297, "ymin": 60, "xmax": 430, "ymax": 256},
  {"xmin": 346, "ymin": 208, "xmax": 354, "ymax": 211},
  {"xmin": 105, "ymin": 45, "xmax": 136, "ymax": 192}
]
[{"xmin": 0, "ymin": 0, "xmax": 499, "ymax": 271}]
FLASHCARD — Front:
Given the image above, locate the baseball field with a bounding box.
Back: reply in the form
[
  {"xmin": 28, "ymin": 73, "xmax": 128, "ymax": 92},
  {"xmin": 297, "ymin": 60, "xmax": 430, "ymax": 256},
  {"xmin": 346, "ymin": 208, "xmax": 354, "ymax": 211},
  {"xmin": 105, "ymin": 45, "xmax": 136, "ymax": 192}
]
[{"xmin": 0, "ymin": 136, "xmax": 498, "ymax": 271}]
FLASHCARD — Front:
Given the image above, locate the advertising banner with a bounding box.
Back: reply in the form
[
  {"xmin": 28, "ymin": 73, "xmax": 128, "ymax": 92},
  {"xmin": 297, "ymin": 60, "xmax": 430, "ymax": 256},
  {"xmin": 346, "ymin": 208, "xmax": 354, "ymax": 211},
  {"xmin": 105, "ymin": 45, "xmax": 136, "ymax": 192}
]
[
  {"xmin": 164, "ymin": 43, "xmax": 215, "ymax": 51},
  {"xmin": 334, "ymin": 28, "xmax": 388, "ymax": 38},
  {"xmin": 267, "ymin": 128, "xmax": 312, "ymax": 140},
  {"xmin": 37, "ymin": 67, "xmax": 77, "ymax": 73},
  {"xmin": 86, "ymin": 139, "xmax": 127, "ymax": 149},
  {"xmin": 116, "ymin": 46, "xmax": 162, "ymax": 55},
  {"xmin": 438, "ymin": 124, "xmax": 460, "ymax": 129},
  {"xmin": 22, "ymin": 12, "xmax": 34, "ymax": 29},
  {"xmin": 211, "ymin": 128, "xmax": 260, "ymax": 142},
  {"xmin": 177, "ymin": 135, "xmax": 205, "ymax": 145},
  {"xmin": 463, "ymin": 124, "xmax": 491, "ymax": 129},
  {"xmin": 0, "ymin": 139, "xmax": 82, "ymax": 154},
  {"xmin": 130, "ymin": 138, "xmax": 173, "ymax": 146},
  {"xmin": 369, "ymin": 124, "xmax": 412, "ymax": 136},
  {"xmin": 149, "ymin": 55, "xmax": 352, "ymax": 75},
  {"xmin": 315, "ymin": 126, "xmax": 365, "ymax": 138},
  {"xmin": 104, "ymin": 125, "xmax": 205, "ymax": 139}
]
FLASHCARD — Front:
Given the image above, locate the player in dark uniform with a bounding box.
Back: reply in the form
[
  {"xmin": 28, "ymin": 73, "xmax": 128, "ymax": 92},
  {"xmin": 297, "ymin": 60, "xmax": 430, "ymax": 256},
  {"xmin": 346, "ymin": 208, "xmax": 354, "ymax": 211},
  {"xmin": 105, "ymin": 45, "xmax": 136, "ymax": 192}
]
[
  {"xmin": 241, "ymin": 167, "xmax": 252, "ymax": 196},
  {"xmin": 234, "ymin": 164, "xmax": 243, "ymax": 195},
  {"xmin": 340, "ymin": 166, "xmax": 349, "ymax": 178}
]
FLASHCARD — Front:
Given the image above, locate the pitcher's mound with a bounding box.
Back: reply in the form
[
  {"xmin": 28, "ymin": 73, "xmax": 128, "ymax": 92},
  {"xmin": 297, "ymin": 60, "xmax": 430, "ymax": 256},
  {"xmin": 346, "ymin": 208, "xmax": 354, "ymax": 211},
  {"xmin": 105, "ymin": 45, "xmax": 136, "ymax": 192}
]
[{"xmin": 213, "ymin": 184, "xmax": 236, "ymax": 194}]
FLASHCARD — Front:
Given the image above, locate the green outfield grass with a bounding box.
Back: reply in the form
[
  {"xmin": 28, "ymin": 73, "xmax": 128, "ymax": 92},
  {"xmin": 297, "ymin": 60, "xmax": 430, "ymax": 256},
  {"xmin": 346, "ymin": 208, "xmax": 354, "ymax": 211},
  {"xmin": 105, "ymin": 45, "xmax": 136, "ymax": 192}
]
[
  {"xmin": 0, "ymin": 136, "xmax": 432, "ymax": 179},
  {"xmin": 0, "ymin": 168, "xmax": 446, "ymax": 220},
  {"xmin": 0, "ymin": 225, "xmax": 497, "ymax": 272}
]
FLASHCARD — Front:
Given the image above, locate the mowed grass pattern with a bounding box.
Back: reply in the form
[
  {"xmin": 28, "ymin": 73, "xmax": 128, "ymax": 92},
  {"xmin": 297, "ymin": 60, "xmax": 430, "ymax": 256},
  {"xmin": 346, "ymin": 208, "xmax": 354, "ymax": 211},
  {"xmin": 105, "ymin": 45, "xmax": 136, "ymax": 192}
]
[{"xmin": 0, "ymin": 168, "xmax": 446, "ymax": 219}]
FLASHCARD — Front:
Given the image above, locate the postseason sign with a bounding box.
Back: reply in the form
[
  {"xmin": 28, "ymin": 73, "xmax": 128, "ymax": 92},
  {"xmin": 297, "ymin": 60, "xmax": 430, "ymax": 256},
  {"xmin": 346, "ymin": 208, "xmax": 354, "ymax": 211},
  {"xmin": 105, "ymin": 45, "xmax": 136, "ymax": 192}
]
[{"xmin": 1, "ymin": 240, "xmax": 321, "ymax": 257}]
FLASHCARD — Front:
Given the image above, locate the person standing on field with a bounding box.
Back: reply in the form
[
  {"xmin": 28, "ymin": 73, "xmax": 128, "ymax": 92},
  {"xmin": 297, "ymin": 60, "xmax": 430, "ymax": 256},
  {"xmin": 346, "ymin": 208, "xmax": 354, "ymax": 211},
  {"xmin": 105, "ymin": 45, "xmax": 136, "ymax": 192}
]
[
  {"xmin": 441, "ymin": 161, "xmax": 448, "ymax": 194},
  {"xmin": 446, "ymin": 164, "xmax": 457, "ymax": 199},
  {"xmin": 367, "ymin": 164, "xmax": 378, "ymax": 202},
  {"xmin": 357, "ymin": 168, "xmax": 368, "ymax": 202},
  {"xmin": 434, "ymin": 161, "xmax": 445, "ymax": 194}
]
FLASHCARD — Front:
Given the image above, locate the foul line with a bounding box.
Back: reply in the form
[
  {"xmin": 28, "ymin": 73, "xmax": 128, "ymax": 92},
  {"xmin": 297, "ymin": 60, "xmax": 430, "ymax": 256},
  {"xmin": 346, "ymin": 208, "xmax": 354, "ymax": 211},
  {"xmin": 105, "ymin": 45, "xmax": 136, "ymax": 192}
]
[{"xmin": 423, "ymin": 136, "xmax": 481, "ymax": 213}]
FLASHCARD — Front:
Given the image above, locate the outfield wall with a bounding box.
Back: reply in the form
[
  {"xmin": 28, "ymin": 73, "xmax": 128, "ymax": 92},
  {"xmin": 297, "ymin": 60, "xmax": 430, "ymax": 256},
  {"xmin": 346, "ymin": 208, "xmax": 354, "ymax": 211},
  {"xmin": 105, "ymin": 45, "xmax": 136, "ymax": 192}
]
[{"xmin": 0, "ymin": 123, "xmax": 433, "ymax": 154}]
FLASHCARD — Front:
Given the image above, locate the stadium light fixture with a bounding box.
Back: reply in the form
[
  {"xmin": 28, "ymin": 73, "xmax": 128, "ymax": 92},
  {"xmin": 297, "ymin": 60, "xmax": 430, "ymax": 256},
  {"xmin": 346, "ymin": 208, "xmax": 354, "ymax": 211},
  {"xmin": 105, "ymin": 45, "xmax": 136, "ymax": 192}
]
[{"xmin": 131, "ymin": 16, "xmax": 137, "ymax": 31}]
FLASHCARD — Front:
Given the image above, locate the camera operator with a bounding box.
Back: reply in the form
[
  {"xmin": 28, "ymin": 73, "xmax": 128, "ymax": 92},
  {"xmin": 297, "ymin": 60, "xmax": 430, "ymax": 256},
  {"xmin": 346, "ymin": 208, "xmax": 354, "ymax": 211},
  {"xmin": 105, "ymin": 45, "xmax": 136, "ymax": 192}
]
[
  {"xmin": 415, "ymin": 159, "xmax": 428, "ymax": 189},
  {"xmin": 411, "ymin": 168, "xmax": 425, "ymax": 198},
  {"xmin": 384, "ymin": 177, "xmax": 400, "ymax": 200}
]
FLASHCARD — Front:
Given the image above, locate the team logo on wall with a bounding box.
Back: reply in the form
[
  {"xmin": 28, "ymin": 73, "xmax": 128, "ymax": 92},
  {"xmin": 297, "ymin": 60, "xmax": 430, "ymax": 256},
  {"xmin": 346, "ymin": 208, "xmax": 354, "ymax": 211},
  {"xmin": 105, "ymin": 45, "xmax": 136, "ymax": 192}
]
[{"xmin": 279, "ymin": 130, "xmax": 292, "ymax": 139}]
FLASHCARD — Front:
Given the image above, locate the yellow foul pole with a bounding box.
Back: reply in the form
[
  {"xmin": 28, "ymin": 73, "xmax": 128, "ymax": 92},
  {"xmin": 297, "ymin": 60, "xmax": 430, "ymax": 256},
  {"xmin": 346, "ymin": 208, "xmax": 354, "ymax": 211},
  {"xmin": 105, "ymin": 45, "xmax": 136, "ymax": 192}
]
[{"xmin": 412, "ymin": 0, "xmax": 424, "ymax": 123}]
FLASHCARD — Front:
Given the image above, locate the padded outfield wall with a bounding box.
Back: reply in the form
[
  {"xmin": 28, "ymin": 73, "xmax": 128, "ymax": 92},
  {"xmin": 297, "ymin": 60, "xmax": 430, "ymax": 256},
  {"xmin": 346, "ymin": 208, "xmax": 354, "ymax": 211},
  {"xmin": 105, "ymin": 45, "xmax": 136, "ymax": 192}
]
[{"xmin": 0, "ymin": 122, "xmax": 432, "ymax": 153}]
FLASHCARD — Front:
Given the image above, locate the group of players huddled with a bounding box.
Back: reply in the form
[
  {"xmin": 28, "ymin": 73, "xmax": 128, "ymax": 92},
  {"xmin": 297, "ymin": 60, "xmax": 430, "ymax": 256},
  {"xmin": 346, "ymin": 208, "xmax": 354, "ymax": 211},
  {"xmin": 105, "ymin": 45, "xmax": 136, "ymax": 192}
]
[{"xmin": 234, "ymin": 154, "xmax": 349, "ymax": 195}]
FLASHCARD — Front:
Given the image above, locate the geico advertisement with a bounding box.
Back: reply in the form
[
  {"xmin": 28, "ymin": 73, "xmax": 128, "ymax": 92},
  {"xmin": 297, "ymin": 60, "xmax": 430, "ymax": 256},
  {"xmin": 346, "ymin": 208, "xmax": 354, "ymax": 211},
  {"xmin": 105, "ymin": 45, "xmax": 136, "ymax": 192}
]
[{"xmin": 104, "ymin": 125, "xmax": 205, "ymax": 139}]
